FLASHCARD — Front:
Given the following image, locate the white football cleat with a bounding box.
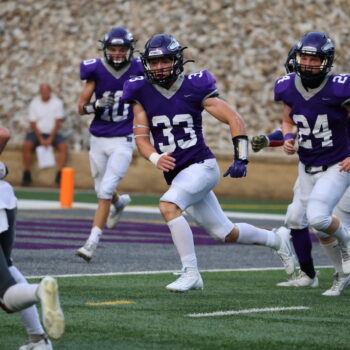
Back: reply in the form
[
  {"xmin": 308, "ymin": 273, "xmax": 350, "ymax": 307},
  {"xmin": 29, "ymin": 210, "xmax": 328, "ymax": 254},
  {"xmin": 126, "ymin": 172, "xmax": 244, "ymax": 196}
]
[
  {"xmin": 274, "ymin": 227, "xmax": 297, "ymax": 275},
  {"xmin": 106, "ymin": 194, "xmax": 131, "ymax": 229},
  {"xmin": 19, "ymin": 337, "xmax": 53, "ymax": 350},
  {"xmin": 166, "ymin": 267, "xmax": 203, "ymax": 292},
  {"xmin": 322, "ymin": 273, "xmax": 350, "ymax": 296},
  {"xmin": 38, "ymin": 277, "xmax": 64, "ymax": 340},
  {"xmin": 76, "ymin": 240, "xmax": 97, "ymax": 262},
  {"xmin": 277, "ymin": 270, "xmax": 319, "ymax": 287},
  {"xmin": 339, "ymin": 241, "xmax": 350, "ymax": 274}
]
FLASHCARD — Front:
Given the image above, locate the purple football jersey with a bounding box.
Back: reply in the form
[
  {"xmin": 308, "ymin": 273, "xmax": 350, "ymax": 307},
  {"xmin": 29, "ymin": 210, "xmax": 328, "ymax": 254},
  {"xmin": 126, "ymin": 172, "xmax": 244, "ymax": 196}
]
[
  {"xmin": 80, "ymin": 57, "xmax": 144, "ymax": 137},
  {"xmin": 122, "ymin": 70, "xmax": 217, "ymax": 184},
  {"xmin": 275, "ymin": 73, "xmax": 350, "ymax": 166}
]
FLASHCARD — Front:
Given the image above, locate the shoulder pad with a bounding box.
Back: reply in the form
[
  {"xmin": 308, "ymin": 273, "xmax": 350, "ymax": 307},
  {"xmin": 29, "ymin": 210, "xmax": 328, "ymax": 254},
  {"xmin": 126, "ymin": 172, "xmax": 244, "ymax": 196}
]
[
  {"xmin": 131, "ymin": 58, "xmax": 145, "ymax": 75},
  {"xmin": 186, "ymin": 70, "xmax": 216, "ymax": 86},
  {"xmin": 328, "ymin": 74, "xmax": 350, "ymax": 101},
  {"xmin": 80, "ymin": 58, "xmax": 100, "ymax": 80},
  {"xmin": 274, "ymin": 73, "xmax": 294, "ymax": 102},
  {"xmin": 121, "ymin": 75, "xmax": 147, "ymax": 103},
  {"xmin": 186, "ymin": 70, "xmax": 217, "ymax": 97}
]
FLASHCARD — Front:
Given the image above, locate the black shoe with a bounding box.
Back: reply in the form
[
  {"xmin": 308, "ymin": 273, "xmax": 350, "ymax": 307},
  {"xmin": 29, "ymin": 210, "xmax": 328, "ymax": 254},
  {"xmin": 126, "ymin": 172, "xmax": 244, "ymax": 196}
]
[
  {"xmin": 21, "ymin": 170, "xmax": 32, "ymax": 186},
  {"xmin": 55, "ymin": 171, "xmax": 61, "ymax": 186}
]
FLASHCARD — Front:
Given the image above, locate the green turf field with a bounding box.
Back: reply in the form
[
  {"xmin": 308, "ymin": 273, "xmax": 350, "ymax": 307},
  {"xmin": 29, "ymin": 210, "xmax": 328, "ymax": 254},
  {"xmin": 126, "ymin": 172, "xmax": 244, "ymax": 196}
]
[{"xmin": 2, "ymin": 268, "xmax": 350, "ymax": 350}]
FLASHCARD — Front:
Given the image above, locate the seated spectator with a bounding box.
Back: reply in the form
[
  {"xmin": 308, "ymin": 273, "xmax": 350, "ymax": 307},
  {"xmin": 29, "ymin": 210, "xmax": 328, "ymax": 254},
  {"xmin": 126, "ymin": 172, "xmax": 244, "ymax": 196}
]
[{"xmin": 22, "ymin": 83, "xmax": 68, "ymax": 186}]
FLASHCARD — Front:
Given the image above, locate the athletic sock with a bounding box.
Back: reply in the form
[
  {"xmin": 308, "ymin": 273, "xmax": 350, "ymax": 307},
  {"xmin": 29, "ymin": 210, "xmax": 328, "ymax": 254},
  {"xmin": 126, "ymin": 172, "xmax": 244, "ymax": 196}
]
[
  {"xmin": 290, "ymin": 228, "xmax": 315, "ymax": 278},
  {"xmin": 236, "ymin": 223, "xmax": 278, "ymax": 248},
  {"xmin": 88, "ymin": 226, "xmax": 102, "ymax": 244},
  {"xmin": 167, "ymin": 216, "xmax": 197, "ymax": 269}
]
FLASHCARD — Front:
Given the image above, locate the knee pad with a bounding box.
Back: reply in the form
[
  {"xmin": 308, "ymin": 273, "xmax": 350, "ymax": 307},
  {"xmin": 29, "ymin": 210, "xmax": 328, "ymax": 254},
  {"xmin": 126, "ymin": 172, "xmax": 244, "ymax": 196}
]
[
  {"xmin": 285, "ymin": 202, "xmax": 308, "ymax": 229},
  {"xmin": 308, "ymin": 215, "xmax": 332, "ymax": 232},
  {"xmin": 97, "ymin": 182, "xmax": 117, "ymax": 200}
]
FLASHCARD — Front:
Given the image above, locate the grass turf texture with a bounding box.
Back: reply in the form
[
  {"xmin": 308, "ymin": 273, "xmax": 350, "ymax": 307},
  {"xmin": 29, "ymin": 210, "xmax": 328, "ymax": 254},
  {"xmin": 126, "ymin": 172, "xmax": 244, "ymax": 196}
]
[{"xmin": 2, "ymin": 268, "xmax": 350, "ymax": 349}]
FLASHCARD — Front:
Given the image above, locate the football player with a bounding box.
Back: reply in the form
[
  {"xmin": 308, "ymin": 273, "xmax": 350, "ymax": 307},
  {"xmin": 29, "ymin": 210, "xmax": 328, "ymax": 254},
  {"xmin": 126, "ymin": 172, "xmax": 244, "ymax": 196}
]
[
  {"xmin": 121, "ymin": 33, "xmax": 296, "ymax": 292},
  {"xmin": 76, "ymin": 27, "xmax": 144, "ymax": 262},
  {"xmin": 0, "ymin": 126, "xmax": 64, "ymax": 349},
  {"xmin": 275, "ymin": 32, "xmax": 350, "ymax": 294},
  {"xmin": 252, "ymin": 125, "xmax": 350, "ymax": 295}
]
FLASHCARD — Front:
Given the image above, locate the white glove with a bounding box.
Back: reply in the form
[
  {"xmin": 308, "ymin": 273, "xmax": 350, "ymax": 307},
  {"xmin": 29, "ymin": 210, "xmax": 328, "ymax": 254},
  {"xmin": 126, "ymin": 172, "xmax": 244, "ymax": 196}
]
[{"xmin": 95, "ymin": 91, "xmax": 114, "ymax": 109}]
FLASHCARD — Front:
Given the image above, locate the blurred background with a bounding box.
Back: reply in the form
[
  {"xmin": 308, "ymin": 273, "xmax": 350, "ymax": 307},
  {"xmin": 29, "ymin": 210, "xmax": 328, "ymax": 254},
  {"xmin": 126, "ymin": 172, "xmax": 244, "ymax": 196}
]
[{"xmin": 1, "ymin": 0, "xmax": 349, "ymax": 198}]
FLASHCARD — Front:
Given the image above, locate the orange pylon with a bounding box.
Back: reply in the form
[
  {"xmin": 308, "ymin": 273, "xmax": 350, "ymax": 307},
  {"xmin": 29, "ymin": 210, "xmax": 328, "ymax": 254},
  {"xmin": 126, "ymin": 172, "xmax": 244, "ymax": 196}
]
[{"xmin": 60, "ymin": 168, "xmax": 74, "ymax": 208}]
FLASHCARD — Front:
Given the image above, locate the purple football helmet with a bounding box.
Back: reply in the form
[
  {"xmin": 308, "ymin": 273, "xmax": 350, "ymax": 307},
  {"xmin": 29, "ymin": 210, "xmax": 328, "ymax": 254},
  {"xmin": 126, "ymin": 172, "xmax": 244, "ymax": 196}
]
[
  {"xmin": 293, "ymin": 32, "xmax": 335, "ymax": 88},
  {"xmin": 285, "ymin": 44, "xmax": 297, "ymax": 74},
  {"xmin": 141, "ymin": 34, "xmax": 186, "ymax": 87},
  {"xmin": 100, "ymin": 26, "xmax": 135, "ymax": 70}
]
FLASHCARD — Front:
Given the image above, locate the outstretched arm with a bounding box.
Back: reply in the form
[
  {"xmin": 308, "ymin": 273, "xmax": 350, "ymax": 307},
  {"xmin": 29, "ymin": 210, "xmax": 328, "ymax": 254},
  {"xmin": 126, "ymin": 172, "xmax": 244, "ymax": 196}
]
[{"xmin": 251, "ymin": 129, "xmax": 284, "ymax": 152}]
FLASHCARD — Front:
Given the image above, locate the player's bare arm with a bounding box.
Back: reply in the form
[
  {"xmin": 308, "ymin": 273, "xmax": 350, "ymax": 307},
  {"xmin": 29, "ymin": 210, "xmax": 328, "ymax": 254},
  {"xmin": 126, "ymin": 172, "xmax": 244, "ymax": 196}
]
[
  {"xmin": 133, "ymin": 103, "xmax": 175, "ymax": 172},
  {"xmin": 204, "ymin": 97, "xmax": 248, "ymax": 178},
  {"xmin": 282, "ymin": 104, "xmax": 296, "ymax": 155},
  {"xmin": 203, "ymin": 97, "xmax": 246, "ymax": 137},
  {"xmin": 78, "ymin": 79, "xmax": 96, "ymax": 115}
]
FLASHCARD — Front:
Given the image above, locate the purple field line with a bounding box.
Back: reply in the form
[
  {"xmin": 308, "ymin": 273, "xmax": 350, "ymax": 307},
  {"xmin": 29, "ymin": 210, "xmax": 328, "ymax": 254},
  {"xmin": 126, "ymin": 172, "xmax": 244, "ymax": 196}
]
[
  {"xmin": 15, "ymin": 232, "xmax": 220, "ymax": 246},
  {"xmin": 16, "ymin": 221, "xmax": 210, "ymax": 237},
  {"xmin": 16, "ymin": 226, "xmax": 173, "ymax": 238},
  {"xmin": 15, "ymin": 230, "xmax": 172, "ymax": 241},
  {"xmin": 14, "ymin": 242, "xmax": 79, "ymax": 250},
  {"xmin": 18, "ymin": 219, "xmax": 206, "ymax": 233}
]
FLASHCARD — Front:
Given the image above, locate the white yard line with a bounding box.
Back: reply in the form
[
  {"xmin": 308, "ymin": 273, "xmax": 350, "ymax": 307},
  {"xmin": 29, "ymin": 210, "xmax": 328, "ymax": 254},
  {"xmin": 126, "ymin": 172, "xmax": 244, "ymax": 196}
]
[
  {"xmin": 187, "ymin": 306, "xmax": 310, "ymax": 318},
  {"xmin": 26, "ymin": 265, "xmax": 332, "ymax": 280},
  {"xmin": 17, "ymin": 199, "xmax": 285, "ymax": 220}
]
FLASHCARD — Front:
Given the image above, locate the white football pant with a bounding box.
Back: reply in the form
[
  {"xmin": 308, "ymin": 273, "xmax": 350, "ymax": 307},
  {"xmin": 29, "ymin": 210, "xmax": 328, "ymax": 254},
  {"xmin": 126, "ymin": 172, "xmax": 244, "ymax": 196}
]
[
  {"xmin": 161, "ymin": 159, "xmax": 234, "ymax": 241},
  {"xmin": 89, "ymin": 135, "xmax": 134, "ymax": 199},
  {"xmin": 298, "ymin": 162, "xmax": 350, "ymax": 233}
]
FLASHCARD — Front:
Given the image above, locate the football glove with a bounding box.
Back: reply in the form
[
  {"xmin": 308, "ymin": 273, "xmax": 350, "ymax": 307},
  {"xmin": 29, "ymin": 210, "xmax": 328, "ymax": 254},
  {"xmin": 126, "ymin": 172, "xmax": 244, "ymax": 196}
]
[
  {"xmin": 94, "ymin": 92, "xmax": 114, "ymax": 109},
  {"xmin": 251, "ymin": 135, "xmax": 269, "ymax": 152},
  {"xmin": 83, "ymin": 92, "xmax": 115, "ymax": 114},
  {"xmin": 0, "ymin": 161, "xmax": 8, "ymax": 179},
  {"xmin": 224, "ymin": 135, "xmax": 249, "ymax": 178},
  {"xmin": 223, "ymin": 159, "xmax": 247, "ymax": 178}
]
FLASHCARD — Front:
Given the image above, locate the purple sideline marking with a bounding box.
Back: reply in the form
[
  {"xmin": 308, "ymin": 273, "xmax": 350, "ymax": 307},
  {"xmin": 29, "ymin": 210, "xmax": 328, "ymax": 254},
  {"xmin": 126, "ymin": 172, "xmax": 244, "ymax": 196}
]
[
  {"xmin": 14, "ymin": 217, "xmax": 221, "ymax": 250},
  {"xmin": 15, "ymin": 215, "xmax": 320, "ymax": 250}
]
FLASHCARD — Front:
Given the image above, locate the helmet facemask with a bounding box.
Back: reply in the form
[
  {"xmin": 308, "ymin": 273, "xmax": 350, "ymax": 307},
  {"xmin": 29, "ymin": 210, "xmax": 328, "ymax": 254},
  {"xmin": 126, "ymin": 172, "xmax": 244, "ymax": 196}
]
[
  {"xmin": 100, "ymin": 27, "xmax": 135, "ymax": 70},
  {"xmin": 141, "ymin": 34, "xmax": 192, "ymax": 88},
  {"xmin": 104, "ymin": 44, "xmax": 133, "ymax": 70},
  {"xmin": 142, "ymin": 51, "xmax": 184, "ymax": 87},
  {"xmin": 295, "ymin": 52, "xmax": 329, "ymax": 88}
]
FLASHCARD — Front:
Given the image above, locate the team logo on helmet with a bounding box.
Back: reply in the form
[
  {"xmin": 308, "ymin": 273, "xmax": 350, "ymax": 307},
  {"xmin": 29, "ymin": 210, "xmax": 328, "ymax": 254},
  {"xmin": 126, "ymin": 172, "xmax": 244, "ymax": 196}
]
[
  {"xmin": 149, "ymin": 49, "xmax": 164, "ymax": 56},
  {"xmin": 301, "ymin": 46, "xmax": 317, "ymax": 53},
  {"xmin": 125, "ymin": 31, "xmax": 133, "ymax": 41},
  {"xmin": 168, "ymin": 38, "xmax": 180, "ymax": 51},
  {"xmin": 110, "ymin": 38, "xmax": 124, "ymax": 45}
]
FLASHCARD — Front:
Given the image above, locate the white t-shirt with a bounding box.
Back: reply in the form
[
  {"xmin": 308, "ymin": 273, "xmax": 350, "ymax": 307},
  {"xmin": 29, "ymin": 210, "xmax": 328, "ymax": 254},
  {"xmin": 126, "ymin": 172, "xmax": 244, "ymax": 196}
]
[
  {"xmin": 0, "ymin": 180, "xmax": 17, "ymax": 210},
  {"xmin": 0, "ymin": 180, "xmax": 16, "ymax": 233},
  {"xmin": 29, "ymin": 95, "xmax": 65, "ymax": 134}
]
